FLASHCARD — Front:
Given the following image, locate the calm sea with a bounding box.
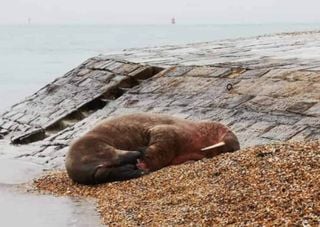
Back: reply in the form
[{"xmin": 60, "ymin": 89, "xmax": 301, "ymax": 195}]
[{"xmin": 1, "ymin": 24, "xmax": 320, "ymax": 112}]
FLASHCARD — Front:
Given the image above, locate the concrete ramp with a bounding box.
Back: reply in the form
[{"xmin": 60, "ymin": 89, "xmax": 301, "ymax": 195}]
[
  {"xmin": 0, "ymin": 31, "xmax": 320, "ymax": 169},
  {"xmin": 0, "ymin": 58, "xmax": 163, "ymax": 144}
]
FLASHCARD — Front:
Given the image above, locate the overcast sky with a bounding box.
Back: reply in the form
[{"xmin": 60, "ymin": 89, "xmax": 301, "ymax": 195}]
[{"xmin": 1, "ymin": 0, "xmax": 320, "ymax": 25}]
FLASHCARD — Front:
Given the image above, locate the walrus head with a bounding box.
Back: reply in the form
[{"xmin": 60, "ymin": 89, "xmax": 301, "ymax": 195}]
[
  {"xmin": 193, "ymin": 120, "xmax": 240, "ymax": 158},
  {"xmin": 65, "ymin": 135, "xmax": 144, "ymax": 185}
]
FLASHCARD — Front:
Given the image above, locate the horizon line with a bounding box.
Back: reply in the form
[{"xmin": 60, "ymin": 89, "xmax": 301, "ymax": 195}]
[{"xmin": 1, "ymin": 22, "xmax": 320, "ymax": 26}]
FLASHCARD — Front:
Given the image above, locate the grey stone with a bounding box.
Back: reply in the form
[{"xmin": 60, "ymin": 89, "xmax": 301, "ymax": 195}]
[
  {"xmin": 305, "ymin": 102, "xmax": 320, "ymax": 116},
  {"xmin": 261, "ymin": 125, "xmax": 306, "ymax": 141},
  {"xmin": 286, "ymin": 101, "xmax": 318, "ymax": 114},
  {"xmin": 238, "ymin": 69, "xmax": 270, "ymax": 79},
  {"xmin": 165, "ymin": 66, "xmax": 193, "ymax": 77},
  {"xmin": 208, "ymin": 67, "xmax": 232, "ymax": 77}
]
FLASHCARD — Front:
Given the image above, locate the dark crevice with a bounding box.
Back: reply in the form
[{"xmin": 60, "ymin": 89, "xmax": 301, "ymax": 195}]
[
  {"xmin": 131, "ymin": 66, "xmax": 163, "ymax": 80},
  {"xmin": 117, "ymin": 77, "xmax": 140, "ymax": 89},
  {"xmin": 80, "ymin": 99, "xmax": 107, "ymax": 112},
  {"xmin": 102, "ymin": 86, "xmax": 126, "ymax": 100},
  {"xmin": 12, "ymin": 65, "xmax": 165, "ymax": 144},
  {"xmin": 11, "ymin": 128, "xmax": 46, "ymax": 144}
]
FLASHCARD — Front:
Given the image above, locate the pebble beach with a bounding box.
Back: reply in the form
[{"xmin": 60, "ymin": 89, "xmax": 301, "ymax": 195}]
[{"xmin": 33, "ymin": 140, "xmax": 320, "ymax": 226}]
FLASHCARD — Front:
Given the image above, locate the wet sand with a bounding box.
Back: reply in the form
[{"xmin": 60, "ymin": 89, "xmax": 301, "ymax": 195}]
[{"xmin": 0, "ymin": 158, "xmax": 103, "ymax": 227}]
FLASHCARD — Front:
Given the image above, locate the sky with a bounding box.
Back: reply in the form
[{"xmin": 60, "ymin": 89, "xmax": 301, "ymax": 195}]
[{"xmin": 1, "ymin": 0, "xmax": 320, "ymax": 25}]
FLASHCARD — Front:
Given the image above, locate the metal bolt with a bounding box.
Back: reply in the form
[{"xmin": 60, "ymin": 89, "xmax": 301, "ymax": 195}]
[{"xmin": 226, "ymin": 83, "xmax": 233, "ymax": 91}]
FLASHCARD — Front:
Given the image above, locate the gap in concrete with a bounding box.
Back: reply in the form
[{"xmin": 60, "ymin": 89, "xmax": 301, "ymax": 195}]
[{"xmin": 12, "ymin": 66, "xmax": 165, "ymax": 145}]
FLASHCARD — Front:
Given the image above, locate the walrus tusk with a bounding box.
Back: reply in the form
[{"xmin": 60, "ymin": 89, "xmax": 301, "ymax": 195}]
[{"xmin": 201, "ymin": 141, "xmax": 225, "ymax": 151}]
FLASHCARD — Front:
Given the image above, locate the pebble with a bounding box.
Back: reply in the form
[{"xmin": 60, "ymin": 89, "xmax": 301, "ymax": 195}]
[{"xmin": 32, "ymin": 140, "xmax": 320, "ymax": 226}]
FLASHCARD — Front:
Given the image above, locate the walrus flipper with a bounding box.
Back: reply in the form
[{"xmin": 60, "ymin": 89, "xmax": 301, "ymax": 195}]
[
  {"xmin": 93, "ymin": 164, "xmax": 144, "ymax": 184},
  {"xmin": 92, "ymin": 150, "xmax": 144, "ymax": 184},
  {"xmin": 116, "ymin": 150, "xmax": 142, "ymax": 165},
  {"xmin": 108, "ymin": 164, "xmax": 145, "ymax": 181},
  {"xmin": 142, "ymin": 125, "xmax": 181, "ymax": 171}
]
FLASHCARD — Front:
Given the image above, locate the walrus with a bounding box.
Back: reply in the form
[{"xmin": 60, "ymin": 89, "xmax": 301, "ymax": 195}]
[{"xmin": 65, "ymin": 113, "xmax": 240, "ymax": 185}]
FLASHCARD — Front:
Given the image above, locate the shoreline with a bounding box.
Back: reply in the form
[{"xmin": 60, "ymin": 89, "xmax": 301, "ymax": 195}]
[{"xmin": 0, "ymin": 30, "xmax": 320, "ymax": 226}]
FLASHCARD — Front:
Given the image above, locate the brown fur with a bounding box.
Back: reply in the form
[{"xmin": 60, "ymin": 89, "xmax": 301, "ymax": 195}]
[{"xmin": 65, "ymin": 113, "xmax": 240, "ymax": 184}]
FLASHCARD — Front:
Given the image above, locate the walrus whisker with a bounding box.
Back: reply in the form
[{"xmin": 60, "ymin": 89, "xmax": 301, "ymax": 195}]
[{"xmin": 201, "ymin": 141, "xmax": 225, "ymax": 151}]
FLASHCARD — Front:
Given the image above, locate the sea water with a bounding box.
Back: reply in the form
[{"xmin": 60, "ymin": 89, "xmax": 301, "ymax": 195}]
[{"xmin": 1, "ymin": 24, "xmax": 320, "ymax": 112}]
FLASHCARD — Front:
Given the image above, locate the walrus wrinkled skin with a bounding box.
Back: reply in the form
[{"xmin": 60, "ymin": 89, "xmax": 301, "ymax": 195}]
[{"xmin": 65, "ymin": 113, "xmax": 240, "ymax": 185}]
